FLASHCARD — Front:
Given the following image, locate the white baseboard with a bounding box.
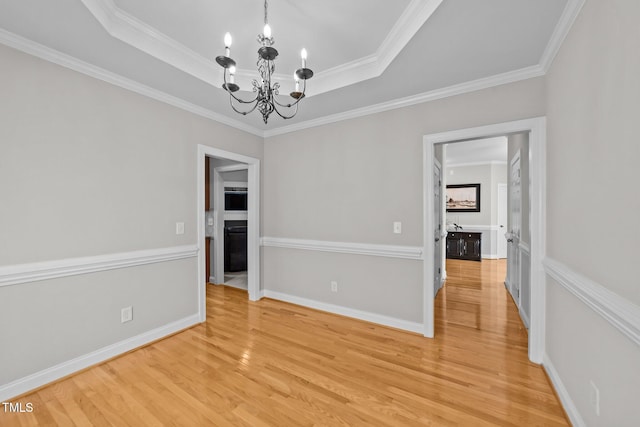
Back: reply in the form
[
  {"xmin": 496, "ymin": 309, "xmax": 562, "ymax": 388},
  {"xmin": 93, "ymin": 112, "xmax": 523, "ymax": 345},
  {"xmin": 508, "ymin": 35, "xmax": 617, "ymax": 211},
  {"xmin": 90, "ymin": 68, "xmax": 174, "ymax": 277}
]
[
  {"xmin": 0, "ymin": 314, "xmax": 200, "ymax": 401},
  {"xmin": 543, "ymin": 353, "xmax": 586, "ymax": 427},
  {"xmin": 262, "ymin": 290, "xmax": 424, "ymax": 334},
  {"xmin": 519, "ymin": 306, "xmax": 530, "ymax": 329}
]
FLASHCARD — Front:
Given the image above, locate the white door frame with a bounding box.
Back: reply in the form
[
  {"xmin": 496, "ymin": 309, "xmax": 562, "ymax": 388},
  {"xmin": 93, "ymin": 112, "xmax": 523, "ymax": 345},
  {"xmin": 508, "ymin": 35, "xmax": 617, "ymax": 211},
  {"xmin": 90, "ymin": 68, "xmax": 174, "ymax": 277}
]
[
  {"xmin": 197, "ymin": 145, "xmax": 261, "ymax": 323},
  {"xmin": 423, "ymin": 117, "xmax": 546, "ymax": 363}
]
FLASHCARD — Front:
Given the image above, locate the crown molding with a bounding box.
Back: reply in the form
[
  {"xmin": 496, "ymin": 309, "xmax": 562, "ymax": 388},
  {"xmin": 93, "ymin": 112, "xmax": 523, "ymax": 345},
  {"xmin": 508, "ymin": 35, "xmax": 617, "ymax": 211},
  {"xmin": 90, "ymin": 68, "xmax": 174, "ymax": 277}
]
[
  {"xmin": 264, "ymin": 64, "xmax": 545, "ymax": 137},
  {"xmin": 1, "ymin": 0, "xmax": 585, "ymax": 139},
  {"xmin": 0, "ymin": 28, "xmax": 263, "ymax": 137},
  {"xmin": 539, "ymin": 0, "xmax": 586, "ymax": 72},
  {"xmin": 81, "ymin": 0, "xmax": 219, "ymax": 86},
  {"xmin": 80, "ymin": 0, "xmax": 442, "ymax": 98},
  {"xmin": 308, "ymin": 0, "xmax": 443, "ymax": 96}
]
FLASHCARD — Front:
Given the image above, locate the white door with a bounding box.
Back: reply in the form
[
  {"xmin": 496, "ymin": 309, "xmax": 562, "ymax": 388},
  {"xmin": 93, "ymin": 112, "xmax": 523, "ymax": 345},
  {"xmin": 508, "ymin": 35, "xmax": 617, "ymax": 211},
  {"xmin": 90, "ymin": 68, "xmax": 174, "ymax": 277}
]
[
  {"xmin": 434, "ymin": 160, "xmax": 443, "ymax": 295},
  {"xmin": 497, "ymin": 183, "xmax": 508, "ymax": 258},
  {"xmin": 507, "ymin": 152, "xmax": 521, "ymax": 303}
]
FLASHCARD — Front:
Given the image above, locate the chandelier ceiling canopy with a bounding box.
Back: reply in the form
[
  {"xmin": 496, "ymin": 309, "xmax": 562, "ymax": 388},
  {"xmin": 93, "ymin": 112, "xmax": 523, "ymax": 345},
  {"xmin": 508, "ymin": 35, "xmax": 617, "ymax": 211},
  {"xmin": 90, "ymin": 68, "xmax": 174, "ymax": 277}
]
[{"xmin": 216, "ymin": 0, "xmax": 313, "ymax": 124}]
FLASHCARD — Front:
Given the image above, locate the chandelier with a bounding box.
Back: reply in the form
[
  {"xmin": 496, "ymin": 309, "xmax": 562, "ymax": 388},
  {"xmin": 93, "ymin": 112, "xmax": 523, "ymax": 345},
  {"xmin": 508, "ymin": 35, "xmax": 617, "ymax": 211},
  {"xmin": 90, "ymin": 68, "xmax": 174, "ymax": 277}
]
[{"xmin": 215, "ymin": 0, "xmax": 314, "ymax": 124}]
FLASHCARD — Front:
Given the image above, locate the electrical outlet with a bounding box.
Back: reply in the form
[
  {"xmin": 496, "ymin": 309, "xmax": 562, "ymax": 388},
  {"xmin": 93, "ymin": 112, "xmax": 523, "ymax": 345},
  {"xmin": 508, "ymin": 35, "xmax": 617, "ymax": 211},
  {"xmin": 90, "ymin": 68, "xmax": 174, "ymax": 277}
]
[
  {"xmin": 393, "ymin": 222, "xmax": 402, "ymax": 234},
  {"xmin": 330, "ymin": 281, "xmax": 338, "ymax": 292},
  {"xmin": 176, "ymin": 222, "xmax": 185, "ymax": 235},
  {"xmin": 589, "ymin": 380, "xmax": 600, "ymax": 416},
  {"xmin": 121, "ymin": 306, "xmax": 133, "ymax": 323}
]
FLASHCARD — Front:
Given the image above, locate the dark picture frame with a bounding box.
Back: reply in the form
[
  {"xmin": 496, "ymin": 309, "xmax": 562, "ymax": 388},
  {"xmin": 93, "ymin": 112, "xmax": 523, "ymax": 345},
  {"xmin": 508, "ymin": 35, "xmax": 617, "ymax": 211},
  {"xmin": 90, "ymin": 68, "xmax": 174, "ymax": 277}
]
[{"xmin": 446, "ymin": 184, "xmax": 481, "ymax": 212}]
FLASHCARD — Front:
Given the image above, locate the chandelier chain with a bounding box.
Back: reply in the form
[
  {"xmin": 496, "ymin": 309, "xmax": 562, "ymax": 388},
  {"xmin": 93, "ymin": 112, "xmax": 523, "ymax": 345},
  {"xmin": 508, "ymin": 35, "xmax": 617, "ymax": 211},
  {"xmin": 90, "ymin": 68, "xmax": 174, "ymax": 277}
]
[{"xmin": 264, "ymin": 0, "xmax": 268, "ymax": 25}]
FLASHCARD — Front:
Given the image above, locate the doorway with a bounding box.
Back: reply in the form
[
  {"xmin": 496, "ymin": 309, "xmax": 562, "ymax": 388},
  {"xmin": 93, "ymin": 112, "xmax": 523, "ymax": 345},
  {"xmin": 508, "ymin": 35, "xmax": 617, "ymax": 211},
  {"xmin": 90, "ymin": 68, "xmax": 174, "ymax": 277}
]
[
  {"xmin": 423, "ymin": 117, "xmax": 546, "ymax": 363},
  {"xmin": 197, "ymin": 145, "xmax": 261, "ymax": 323},
  {"xmin": 213, "ymin": 163, "xmax": 249, "ymax": 291}
]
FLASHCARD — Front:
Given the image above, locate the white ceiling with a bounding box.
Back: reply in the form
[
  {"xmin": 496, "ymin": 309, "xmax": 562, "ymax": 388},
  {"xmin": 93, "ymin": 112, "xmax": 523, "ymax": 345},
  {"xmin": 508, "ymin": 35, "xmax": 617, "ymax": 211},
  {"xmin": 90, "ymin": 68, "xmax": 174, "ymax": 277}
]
[
  {"xmin": 0, "ymin": 0, "xmax": 575, "ymax": 135},
  {"xmin": 445, "ymin": 137, "xmax": 508, "ymax": 166}
]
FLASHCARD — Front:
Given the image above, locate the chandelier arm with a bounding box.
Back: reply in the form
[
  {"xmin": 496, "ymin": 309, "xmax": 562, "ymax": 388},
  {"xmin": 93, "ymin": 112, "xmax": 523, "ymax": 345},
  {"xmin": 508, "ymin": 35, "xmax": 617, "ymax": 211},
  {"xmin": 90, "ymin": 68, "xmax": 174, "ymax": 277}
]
[
  {"xmin": 228, "ymin": 96, "xmax": 260, "ymax": 116},
  {"xmin": 272, "ymin": 79, "xmax": 307, "ymax": 108},
  {"xmin": 227, "ymin": 90, "xmax": 259, "ymax": 104},
  {"xmin": 222, "ymin": 69, "xmax": 259, "ymax": 104},
  {"xmin": 271, "ymin": 99, "xmax": 300, "ymax": 120}
]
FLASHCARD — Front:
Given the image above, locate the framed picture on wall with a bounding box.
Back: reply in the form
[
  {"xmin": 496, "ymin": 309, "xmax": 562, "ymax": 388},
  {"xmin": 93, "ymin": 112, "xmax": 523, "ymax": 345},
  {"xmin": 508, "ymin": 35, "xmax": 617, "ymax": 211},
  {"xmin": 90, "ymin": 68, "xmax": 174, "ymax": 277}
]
[{"xmin": 446, "ymin": 184, "xmax": 481, "ymax": 212}]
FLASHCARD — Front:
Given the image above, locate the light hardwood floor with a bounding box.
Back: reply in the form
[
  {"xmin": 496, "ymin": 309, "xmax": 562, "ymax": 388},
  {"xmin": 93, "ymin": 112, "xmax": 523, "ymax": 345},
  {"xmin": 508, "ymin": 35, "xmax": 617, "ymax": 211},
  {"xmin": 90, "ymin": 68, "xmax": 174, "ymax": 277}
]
[{"xmin": 1, "ymin": 259, "xmax": 568, "ymax": 426}]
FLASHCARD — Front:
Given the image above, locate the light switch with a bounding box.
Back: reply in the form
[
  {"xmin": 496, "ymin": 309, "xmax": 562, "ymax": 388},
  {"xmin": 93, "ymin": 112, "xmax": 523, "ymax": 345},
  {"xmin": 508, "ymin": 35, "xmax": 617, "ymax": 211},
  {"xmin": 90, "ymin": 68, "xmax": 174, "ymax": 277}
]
[
  {"xmin": 393, "ymin": 222, "xmax": 402, "ymax": 234},
  {"xmin": 176, "ymin": 222, "xmax": 185, "ymax": 235}
]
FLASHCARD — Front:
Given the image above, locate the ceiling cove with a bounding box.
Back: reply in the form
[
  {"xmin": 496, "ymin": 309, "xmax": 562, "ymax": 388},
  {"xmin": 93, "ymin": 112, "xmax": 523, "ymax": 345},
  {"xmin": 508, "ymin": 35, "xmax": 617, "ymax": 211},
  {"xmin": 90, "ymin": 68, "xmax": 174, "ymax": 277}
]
[
  {"xmin": 80, "ymin": 0, "xmax": 443, "ymax": 97},
  {"xmin": 0, "ymin": 0, "xmax": 586, "ymax": 137}
]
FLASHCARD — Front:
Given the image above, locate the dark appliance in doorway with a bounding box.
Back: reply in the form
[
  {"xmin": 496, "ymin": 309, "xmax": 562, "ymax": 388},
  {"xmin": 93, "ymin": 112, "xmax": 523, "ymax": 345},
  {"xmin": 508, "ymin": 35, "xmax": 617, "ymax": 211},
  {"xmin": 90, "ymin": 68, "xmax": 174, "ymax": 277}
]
[
  {"xmin": 224, "ymin": 220, "xmax": 247, "ymax": 272},
  {"xmin": 224, "ymin": 187, "xmax": 248, "ymax": 211}
]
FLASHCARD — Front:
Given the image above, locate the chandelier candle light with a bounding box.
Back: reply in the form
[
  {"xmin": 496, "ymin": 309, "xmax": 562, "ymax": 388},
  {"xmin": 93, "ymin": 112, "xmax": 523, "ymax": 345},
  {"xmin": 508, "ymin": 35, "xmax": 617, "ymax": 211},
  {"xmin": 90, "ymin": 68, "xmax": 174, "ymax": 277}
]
[{"xmin": 216, "ymin": 0, "xmax": 314, "ymax": 124}]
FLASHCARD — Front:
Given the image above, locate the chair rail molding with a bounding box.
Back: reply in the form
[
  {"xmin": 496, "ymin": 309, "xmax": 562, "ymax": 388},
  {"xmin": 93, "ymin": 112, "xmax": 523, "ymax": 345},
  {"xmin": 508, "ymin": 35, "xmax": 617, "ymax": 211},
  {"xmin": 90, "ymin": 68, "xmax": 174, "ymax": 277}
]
[
  {"xmin": 0, "ymin": 245, "xmax": 198, "ymax": 288},
  {"xmin": 261, "ymin": 237, "xmax": 423, "ymax": 260},
  {"xmin": 543, "ymin": 257, "xmax": 640, "ymax": 347}
]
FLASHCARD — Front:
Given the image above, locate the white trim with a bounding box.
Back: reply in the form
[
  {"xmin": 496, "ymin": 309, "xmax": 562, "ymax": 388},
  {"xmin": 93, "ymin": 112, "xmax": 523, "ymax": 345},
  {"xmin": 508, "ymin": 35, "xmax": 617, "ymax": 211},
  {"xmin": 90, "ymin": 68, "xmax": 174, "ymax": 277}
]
[
  {"xmin": 424, "ymin": 117, "xmax": 547, "ymax": 363},
  {"xmin": 80, "ymin": 0, "xmax": 219, "ymax": 87},
  {"xmin": 518, "ymin": 241, "xmax": 531, "ymax": 255},
  {"xmin": 519, "ymin": 306, "xmax": 530, "ymax": 330},
  {"xmin": 1, "ymin": 0, "xmax": 584, "ymax": 140},
  {"xmin": 217, "ymin": 164, "xmax": 248, "ymax": 173},
  {"xmin": 261, "ymin": 237, "xmax": 423, "ymax": 260},
  {"xmin": 445, "ymin": 160, "xmax": 508, "ymax": 168},
  {"xmin": 0, "ymin": 314, "xmax": 199, "ymax": 401},
  {"xmin": 543, "ymin": 257, "xmax": 640, "ymax": 347},
  {"xmin": 264, "ymin": 65, "xmax": 545, "ymax": 138},
  {"xmin": 80, "ymin": 0, "xmax": 442, "ymax": 98},
  {"xmin": 0, "ymin": 28, "xmax": 263, "ymax": 137},
  {"xmin": 308, "ymin": 0, "xmax": 443, "ymax": 96},
  {"xmin": 262, "ymin": 290, "xmax": 423, "ymax": 334},
  {"xmin": 539, "ymin": 0, "xmax": 586, "ymax": 72},
  {"xmin": 543, "ymin": 354, "xmax": 587, "ymax": 427},
  {"xmin": 0, "ymin": 245, "xmax": 197, "ymax": 288}
]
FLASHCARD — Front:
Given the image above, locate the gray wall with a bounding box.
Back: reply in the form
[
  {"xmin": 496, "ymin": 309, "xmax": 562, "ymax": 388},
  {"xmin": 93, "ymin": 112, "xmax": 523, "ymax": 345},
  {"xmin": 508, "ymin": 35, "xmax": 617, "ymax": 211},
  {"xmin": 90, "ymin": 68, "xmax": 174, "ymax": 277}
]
[
  {"xmin": 0, "ymin": 44, "xmax": 263, "ymax": 385},
  {"xmin": 545, "ymin": 0, "xmax": 640, "ymax": 425},
  {"xmin": 445, "ymin": 163, "xmax": 507, "ymax": 227},
  {"xmin": 263, "ymin": 76, "xmax": 545, "ymax": 322}
]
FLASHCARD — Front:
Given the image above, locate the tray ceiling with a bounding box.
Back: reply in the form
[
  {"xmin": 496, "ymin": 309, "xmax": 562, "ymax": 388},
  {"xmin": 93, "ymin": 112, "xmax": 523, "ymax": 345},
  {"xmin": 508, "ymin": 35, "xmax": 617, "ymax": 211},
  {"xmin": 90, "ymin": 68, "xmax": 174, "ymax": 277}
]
[{"xmin": 0, "ymin": 0, "xmax": 578, "ymax": 135}]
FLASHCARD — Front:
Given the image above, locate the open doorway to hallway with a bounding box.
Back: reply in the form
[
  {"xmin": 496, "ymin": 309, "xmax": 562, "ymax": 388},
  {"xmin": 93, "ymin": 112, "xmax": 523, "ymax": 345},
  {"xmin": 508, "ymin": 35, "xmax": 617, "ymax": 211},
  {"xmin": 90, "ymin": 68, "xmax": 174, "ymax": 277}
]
[
  {"xmin": 437, "ymin": 133, "xmax": 531, "ymax": 332},
  {"xmin": 423, "ymin": 117, "xmax": 546, "ymax": 363}
]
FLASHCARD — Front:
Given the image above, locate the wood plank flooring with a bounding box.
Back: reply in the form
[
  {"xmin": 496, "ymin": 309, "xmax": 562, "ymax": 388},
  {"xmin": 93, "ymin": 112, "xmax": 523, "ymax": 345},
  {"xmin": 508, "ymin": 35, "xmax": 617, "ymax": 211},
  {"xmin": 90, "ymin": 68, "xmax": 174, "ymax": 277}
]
[{"xmin": 1, "ymin": 259, "xmax": 568, "ymax": 426}]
